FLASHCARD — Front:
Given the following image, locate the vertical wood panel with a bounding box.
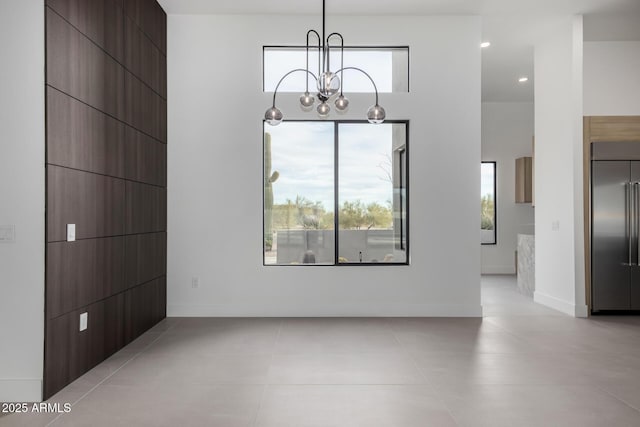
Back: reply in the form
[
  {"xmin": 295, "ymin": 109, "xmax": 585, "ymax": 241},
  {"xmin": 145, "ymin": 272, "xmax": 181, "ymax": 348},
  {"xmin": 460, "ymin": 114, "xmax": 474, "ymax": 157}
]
[
  {"xmin": 46, "ymin": 8, "xmax": 125, "ymax": 120},
  {"xmin": 47, "ymin": 237, "xmax": 126, "ymax": 319},
  {"xmin": 124, "ymin": 14, "xmax": 166, "ymax": 98},
  {"xmin": 124, "ymin": 0, "xmax": 166, "ymax": 54},
  {"xmin": 47, "ymin": 166, "xmax": 126, "ymax": 242},
  {"xmin": 124, "ymin": 71, "xmax": 167, "ymax": 142},
  {"xmin": 104, "ymin": 292, "xmax": 126, "ymax": 356},
  {"xmin": 138, "ymin": 232, "xmax": 166, "ymax": 282},
  {"xmin": 124, "ymin": 277, "xmax": 166, "ymax": 340},
  {"xmin": 44, "ymin": 300, "xmax": 105, "ymax": 398},
  {"xmin": 47, "ymin": 87, "xmax": 126, "ymax": 178},
  {"xmin": 125, "ymin": 181, "xmax": 166, "ymax": 234},
  {"xmin": 124, "ymin": 126, "xmax": 167, "ymax": 186},
  {"xmin": 46, "ymin": 0, "xmax": 124, "ymax": 62},
  {"xmin": 124, "ymin": 232, "xmax": 167, "ymax": 288}
]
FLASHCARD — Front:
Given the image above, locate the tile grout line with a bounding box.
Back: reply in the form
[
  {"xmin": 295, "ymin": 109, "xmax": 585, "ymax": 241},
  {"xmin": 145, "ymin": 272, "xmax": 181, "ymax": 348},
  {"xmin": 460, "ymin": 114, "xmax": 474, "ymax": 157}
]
[
  {"xmin": 44, "ymin": 318, "xmax": 180, "ymax": 426},
  {"xmin": 250, "ymin": 318, "xmax": 284, "ymax": 427},
  {"xmin": 386, "ymin": 320, "xmax": 435, "ymax": 387},
  {"xmin": 599, "ymin": 386, "xmax": 640, "ymax": 414},
  {"xmin": 386, "ymin": 318, "xmax": 439, "ymax": 387},
  {"xmin": 386, "ymin": 318, "xmax": 464, "ymax": 427}
]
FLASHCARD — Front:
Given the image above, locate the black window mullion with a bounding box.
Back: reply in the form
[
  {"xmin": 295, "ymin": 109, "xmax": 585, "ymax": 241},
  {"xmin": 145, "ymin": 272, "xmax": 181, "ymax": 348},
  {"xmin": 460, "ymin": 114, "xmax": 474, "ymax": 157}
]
[{"xmin": 334, "ymin": 121, "xmax": 340, "ymax": 265}]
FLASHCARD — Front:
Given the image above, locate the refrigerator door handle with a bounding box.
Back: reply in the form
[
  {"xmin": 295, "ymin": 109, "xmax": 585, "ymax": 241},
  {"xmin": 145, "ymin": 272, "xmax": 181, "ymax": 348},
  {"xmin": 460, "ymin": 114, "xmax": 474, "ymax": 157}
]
[
  {"xmin": 627, "ymin": 182, "xmax": 633, "ymax": 266},
  {"xmin": 636, "ymin": 182, "xmax": 640, "ymax": 266}
]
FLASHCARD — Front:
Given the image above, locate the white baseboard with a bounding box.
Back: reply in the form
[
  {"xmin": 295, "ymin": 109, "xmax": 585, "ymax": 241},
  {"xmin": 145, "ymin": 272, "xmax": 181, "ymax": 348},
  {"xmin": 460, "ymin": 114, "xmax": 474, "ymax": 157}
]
[
  {"xmin": 168, "ymin": 303, "xmax": 483, "ymax": 318},
  {"xmin": 533, "ymin": 291, "xmax": 576, "ymax": 316},
  {"xmin": 481, "ymin": 265, "xmax": 516, "ymax": 275},
  {"xmin": 0, "ymin": 379, "xmax": 42, "ymax": 403},
  {"xmin": 574, "ymin": 304, "xmax": 589, "ymax": 318}
]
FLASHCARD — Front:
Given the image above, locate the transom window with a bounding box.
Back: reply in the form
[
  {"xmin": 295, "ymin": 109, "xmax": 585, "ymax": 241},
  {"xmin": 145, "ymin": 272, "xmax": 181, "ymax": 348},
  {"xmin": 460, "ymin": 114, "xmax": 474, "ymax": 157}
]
[
  {"xmin": 263, "ymin": 47, "xmax": 409, "ymax": 93},
  {"xmin": 263, "ymin": 121, "xmax": 409, "ymax": 265}
]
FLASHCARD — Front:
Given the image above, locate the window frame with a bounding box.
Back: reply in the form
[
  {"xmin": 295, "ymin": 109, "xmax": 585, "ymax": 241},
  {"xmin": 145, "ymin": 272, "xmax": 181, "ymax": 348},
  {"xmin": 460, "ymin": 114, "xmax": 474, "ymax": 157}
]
[
  {"xmin": 481, "ymin": 161, "xmax": 497, "ymax": 246},
  {"xmin": 262, "ymin": 119, "xmax": 410, "ymax": 266},
  {"xmin": 262, "ymin": 45, "xmax": 411, "ymax": 93}
]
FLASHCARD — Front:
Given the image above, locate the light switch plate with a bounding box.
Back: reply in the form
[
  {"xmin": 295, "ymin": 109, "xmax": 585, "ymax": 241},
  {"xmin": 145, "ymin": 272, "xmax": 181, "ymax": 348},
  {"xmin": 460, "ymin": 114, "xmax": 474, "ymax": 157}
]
[
  {"xmin": 552, "ymin": 221, "xmax": 560, "ymax": 231},
  {"xmin": 0, "ymin": 225, "xmax": 15, "ymax": 243},
  {"xmin": 67, "ymin": 224, "xmax": 76, "ymax": 242},
  {"xmin": 79, "ymin": 312, "xmax": 88, "ymax": 332}
]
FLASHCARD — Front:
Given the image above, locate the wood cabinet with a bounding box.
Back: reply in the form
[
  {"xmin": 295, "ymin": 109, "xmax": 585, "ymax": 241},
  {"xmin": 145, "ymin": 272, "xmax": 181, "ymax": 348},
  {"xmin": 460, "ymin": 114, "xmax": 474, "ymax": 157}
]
[{"xmin": 516, "ymin": 157, "xmax": 533, "ymax": 203}]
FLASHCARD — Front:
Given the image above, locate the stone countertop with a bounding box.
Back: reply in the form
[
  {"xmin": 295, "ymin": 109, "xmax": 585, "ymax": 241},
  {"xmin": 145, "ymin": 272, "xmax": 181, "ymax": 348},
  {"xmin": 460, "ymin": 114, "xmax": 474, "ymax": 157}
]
[{"xmin": 517, "ymin": 234, "xmax": 535, "ymax": 296}]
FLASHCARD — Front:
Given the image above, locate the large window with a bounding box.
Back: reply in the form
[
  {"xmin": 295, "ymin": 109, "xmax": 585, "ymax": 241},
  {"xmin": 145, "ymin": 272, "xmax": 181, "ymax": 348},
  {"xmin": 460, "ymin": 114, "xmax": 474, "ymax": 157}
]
[
  {"xmin": 263, "ymin": 47, "xmax": 409, "ymax": 93},
  {"xmin": 481, "ymin": 162, "xmax": 496, "ymax": 245},
  {"xmin": 264, "ymin": 121, "xmax": 409, "ymax": 265}
]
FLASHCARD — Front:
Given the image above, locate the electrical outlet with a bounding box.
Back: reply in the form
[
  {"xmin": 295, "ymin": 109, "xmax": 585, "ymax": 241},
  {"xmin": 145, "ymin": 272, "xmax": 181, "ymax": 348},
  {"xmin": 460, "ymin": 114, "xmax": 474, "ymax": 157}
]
[
  {"xmin": 79, "ymin": 312, "xmax": 88, "ymax": 332},
  {"xmin": 67, "ymin": 224, "xmax": 76, "ymax": 242},
  {"xmin": 552, "ymin": 221, "xmax": 560, "ymax": 231},
  {"xmin": 0, "ymin": 225, "xmax": 15, "ymax": 243},
  {"xmin": 191, "ymin": 277, "xmax": 200, "ymax": 288}
]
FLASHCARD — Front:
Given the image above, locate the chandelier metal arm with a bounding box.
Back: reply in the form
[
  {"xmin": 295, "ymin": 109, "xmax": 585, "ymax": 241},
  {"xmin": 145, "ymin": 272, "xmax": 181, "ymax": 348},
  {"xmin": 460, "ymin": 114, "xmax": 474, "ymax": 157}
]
[
  {"xmin": 326, "ymin": 32, "xmax": 344, "ymax": 95},
  {"xmin": 305, "ymin": 30, "xmax": 321, "ymax": 93},
  {"xmin": 334, "ymin": 66, "xmax": 380, "ymax": 105},
  {"xmin": 271, "ymin": 68, "xmax": 318, "ymax": 107}
]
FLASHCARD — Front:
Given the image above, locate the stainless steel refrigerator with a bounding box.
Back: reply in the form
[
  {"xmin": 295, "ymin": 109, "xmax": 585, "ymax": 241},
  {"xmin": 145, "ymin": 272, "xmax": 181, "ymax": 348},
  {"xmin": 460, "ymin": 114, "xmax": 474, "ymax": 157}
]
[{"xmin": 592, "ymin": 142, "xmax": 640, "ymax": 312}]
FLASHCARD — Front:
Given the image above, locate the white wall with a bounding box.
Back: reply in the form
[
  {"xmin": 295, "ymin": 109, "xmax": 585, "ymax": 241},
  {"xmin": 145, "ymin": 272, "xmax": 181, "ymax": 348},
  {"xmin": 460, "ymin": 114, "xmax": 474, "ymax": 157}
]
[
  {"xmin": 167, "ymin": 14, "xmax": 482, "ymax": 316},
  {"xmin": 533, "ymin": 16, "xmax": 587, "ymax": 317},
  {"xmin": 481, "ymin": 102, "xmax": 535, "ymax": 274},
  {"xmin": 0, "ymin": 0, "xmax": 45, "ymax": 402},
  {"xmin": 583, "ymin": 41, "xmax": 640, "ymax": 116}
]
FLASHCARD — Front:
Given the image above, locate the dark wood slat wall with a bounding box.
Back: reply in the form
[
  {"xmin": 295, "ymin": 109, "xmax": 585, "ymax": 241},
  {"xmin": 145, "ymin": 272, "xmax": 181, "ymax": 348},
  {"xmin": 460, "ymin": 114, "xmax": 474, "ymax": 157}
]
[{"xmin": 44, "ymin": 0, "xmax": 167, "ymax": 399}]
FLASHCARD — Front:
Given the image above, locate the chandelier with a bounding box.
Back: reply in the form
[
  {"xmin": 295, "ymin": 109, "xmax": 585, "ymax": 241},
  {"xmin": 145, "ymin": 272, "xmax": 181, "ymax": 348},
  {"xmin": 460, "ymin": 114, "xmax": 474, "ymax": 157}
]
[{"xmin": 264, "ymin": 0, "xmax": 386, "ymax": 126}]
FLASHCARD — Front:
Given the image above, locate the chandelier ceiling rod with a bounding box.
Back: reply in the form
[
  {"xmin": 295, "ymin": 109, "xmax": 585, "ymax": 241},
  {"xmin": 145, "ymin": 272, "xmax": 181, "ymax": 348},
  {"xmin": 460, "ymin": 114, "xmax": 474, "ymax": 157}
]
[{"xmin": 322, "ymin": 0, "xmax": 325, "ymax": 63}]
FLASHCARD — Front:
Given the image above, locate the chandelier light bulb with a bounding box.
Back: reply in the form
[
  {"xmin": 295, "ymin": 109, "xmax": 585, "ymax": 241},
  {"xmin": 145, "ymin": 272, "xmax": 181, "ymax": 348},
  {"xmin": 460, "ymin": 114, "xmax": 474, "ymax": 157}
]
[
  {"xmin": 317, "ymin": 71, "xmax": 340, "ymax": 99},
  {"xmin": 366, "ymin": 104, "xmax": 386, "ymax": 124},
  {"xmin": 317, "ymin": 101, "xmax": 331, "ymax": 118},
  {"xmin": 335, "ymin": 94, "xmax": 349, "ymax": 113},
  {"xmin": 264, "ymin": 106, "xmax": 283, "ymax": 126},
  {"xmin": 299, "ymin": 92, "xmax": 315, "ymax": 111}
]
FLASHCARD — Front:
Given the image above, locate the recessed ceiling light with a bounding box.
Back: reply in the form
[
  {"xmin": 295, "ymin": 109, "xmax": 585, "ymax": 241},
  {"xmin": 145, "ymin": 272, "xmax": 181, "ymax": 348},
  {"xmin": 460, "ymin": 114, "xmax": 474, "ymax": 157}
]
[
  {"xmin": 480, "ymin": 42, "xmax": 491, "ymax": 48},
  {"xmin": 518, "ymin": 77, "xmax": 529, "ymax": 83}
]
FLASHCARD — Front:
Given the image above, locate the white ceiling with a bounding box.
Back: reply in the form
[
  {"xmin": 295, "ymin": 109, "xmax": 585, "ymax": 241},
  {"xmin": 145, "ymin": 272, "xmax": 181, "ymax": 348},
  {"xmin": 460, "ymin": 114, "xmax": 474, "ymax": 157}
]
[{"xmin": 158, "ymin": 0, "xmax": 640, "ymax": 102}]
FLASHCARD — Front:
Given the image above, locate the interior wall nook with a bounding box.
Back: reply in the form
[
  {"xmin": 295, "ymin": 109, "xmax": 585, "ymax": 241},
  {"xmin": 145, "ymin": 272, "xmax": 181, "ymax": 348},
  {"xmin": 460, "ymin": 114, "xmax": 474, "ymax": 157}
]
[{"xmin": 167, "ymin": 14, "xmax": 482, "ymax": 316}]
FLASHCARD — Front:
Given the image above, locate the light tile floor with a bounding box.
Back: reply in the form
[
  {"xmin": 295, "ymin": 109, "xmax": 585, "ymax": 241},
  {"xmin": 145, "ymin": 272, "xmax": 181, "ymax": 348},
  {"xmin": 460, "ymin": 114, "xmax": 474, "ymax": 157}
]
[{"xmin": 3, "ymin": 275, "xmax": 640, "ymax": 426}]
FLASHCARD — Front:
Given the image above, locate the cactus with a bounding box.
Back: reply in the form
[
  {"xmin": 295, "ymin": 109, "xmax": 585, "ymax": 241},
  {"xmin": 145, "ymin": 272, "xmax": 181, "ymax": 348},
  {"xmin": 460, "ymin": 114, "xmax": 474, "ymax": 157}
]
[{"xmin": 264, "ymin": 132, "xmax": 279, "ymax": 250}]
